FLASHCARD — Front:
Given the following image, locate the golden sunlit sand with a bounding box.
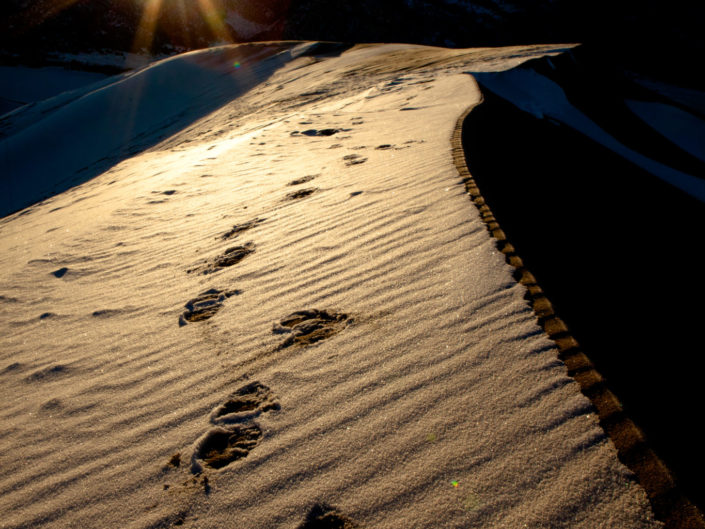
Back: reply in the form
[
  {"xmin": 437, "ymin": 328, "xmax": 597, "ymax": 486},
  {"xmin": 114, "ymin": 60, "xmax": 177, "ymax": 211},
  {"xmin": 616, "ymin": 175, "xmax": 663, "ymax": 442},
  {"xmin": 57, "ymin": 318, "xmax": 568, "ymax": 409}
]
[{"xmin": 0, "ymin": 42, "xmax": 668, "ymax": 528}]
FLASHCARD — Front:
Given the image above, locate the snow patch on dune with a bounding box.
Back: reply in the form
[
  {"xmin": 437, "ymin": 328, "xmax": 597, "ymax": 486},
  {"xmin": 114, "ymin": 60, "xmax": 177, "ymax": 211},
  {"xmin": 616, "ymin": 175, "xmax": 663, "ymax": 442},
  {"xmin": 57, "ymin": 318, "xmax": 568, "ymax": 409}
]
[
  {"xmin": 226, "ymin": 9, "xmax": 275, "ymax": 40},
  {"xmin": 474, "ymin": 68, "xmax": 705, "ymax": 203},
  {"xmin": 626, "ymin": 99, "xmax": 705, "ymax": 163},
  {"xmin": 0, "ymin": 44, "xmax": 298, "ymax": 218}
]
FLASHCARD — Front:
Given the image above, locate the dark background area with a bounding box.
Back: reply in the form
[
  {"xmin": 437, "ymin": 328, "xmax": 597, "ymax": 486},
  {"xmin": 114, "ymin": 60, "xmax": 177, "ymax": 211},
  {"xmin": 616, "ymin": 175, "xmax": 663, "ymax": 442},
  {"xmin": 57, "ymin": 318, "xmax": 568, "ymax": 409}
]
[
  {"xmin": 1, "ymin": 0, "xmax": 704, "ymax": 87},
  {"xmin": 462, "ymin": 61, "xmax": 705, "ymax": 514}
]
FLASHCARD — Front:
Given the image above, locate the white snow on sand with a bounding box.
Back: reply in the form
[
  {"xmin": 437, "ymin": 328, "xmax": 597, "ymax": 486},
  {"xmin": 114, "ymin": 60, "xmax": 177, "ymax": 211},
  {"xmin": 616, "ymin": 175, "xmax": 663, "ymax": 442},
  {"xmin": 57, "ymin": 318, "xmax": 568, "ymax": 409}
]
[
  {"xmin": 0, "ymin": 43, "xmax": 312, "ymax": 218},
  {"xmin": 0, "ymin": 43, "xmax": 661, "ymax": 529},
  {"xmin": 0, "ymin": 65, "xmax": 109, "ymax": 116},
  {"xmin": 474, "ymin": 68, "xmax": 705, "ymax": 203},
  {"xmin": 625, "ymin": 98, "xmax": 705, "ymax": 163},
  {"xmin": 631, "ymin": 74, "xmax": 705, "ymax": 117},
  {"xmin": 226, "ymin": 8, "xmax": 275, "ymax": 40}
]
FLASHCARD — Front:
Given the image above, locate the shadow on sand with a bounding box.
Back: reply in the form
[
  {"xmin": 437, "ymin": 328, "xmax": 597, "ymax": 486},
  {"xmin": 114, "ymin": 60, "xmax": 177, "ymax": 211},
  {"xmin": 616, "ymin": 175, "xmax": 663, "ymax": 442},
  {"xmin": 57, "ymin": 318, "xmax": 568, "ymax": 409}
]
[
  {"xmin": 0, "ymin": 41, "xmax": 352, "ymax": 219},
  {"xmin": 462, "ymin": 72, "xmax": 705, "ymax": 518}
]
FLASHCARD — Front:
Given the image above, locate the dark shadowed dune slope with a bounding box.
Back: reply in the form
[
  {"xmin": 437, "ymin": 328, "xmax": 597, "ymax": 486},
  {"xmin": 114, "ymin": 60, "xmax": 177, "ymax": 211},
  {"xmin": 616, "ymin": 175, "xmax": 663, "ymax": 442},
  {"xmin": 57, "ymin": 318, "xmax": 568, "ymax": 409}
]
[{"xmin": 462, "ymin": 52, "xmax": 705, "ymax": 518}]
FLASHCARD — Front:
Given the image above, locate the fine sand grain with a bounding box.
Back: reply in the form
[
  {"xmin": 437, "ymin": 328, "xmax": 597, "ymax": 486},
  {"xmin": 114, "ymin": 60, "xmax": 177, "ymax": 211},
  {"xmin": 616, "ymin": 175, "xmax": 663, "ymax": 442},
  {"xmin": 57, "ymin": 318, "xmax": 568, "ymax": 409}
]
[{"xmin": 0, "ymin": 42, "xmax": 663, "ymax": 528}]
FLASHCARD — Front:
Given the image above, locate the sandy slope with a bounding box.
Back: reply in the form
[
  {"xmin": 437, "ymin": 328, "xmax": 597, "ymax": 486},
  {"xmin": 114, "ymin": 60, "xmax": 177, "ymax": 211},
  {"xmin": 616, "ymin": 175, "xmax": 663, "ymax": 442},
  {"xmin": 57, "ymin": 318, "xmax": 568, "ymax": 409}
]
[{"xmin": 0, "ymin": 43, "xmax": 661, "ymax": 528}]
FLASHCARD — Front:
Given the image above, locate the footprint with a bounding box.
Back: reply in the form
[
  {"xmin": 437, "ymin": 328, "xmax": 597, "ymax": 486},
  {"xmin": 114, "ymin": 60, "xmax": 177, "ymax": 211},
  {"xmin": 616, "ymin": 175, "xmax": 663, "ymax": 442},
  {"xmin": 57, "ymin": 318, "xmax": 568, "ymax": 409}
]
[
  {"xmin": 221, "ymin": 217, "xmax": 265, "ymax": 240},
  {"xmin": 210, "ymin": 381, "xmax": 280, "ymax": 424},
  {"xmin": 40, "ymin": 398, "xmax": 63, "ymax": 412},
  {"xmin": 188, "ymin": 243, "xmax": 255, "ymax": 275},
  {"xmin": 285, "ymin": 188, "xmax": 318, "ymax": 201},
  {"xmin": 288, "ymin": 175, "xmax": 317, "ymax": 186},
  {"xmin": 298, "ymin": 504, "xmax": 358, "ymax": 529},
  {"xmin": 192, "ymin": 425, "xmax": 262, "ymax": 470},
  {"xmin": 51, "ymin": 267, "xmax": 68, "ymax": 278},
  {"xmin": 375, "ymin": 144, "xmax": 393, "ymax": 150},
  {"xmin": 3, "ymin": 362, "xmax": 23, "ymax": 373},
  {"xmin": 26, "ymin": 364, "xmax": 69, "ymax": 382},
  {"xmin": 166, "ymin": 452, "xmax": 181, "ymax": 469},
  {"xmin": 343, "ymin": 154, "xmax": 367, "ymax": 166},
  {"xmin": 302, "ymin": 129, "xmax": 341, "ymax": 137},
  {"xmin": 92, "ymin": 308, "xmax": 126, "ymax": 317},
  {"xmin": 179, "ymin": 288, "xmax": 239, "ymax": 326},
  {"xmin": 192, "ymin": 381, "xmax": 280, "ymax": 472},
  {"xmin": 0, "ymin": 295, "xmax": 19, "ymax": 303},
  {"xmin": 273, "ymin": 309, "xmax": 350, "ymax": 349}
]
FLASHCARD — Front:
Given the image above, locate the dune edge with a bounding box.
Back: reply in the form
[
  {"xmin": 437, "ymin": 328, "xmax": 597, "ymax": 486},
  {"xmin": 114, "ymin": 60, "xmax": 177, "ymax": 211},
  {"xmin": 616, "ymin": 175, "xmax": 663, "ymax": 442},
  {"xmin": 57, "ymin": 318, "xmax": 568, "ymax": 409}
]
[{"xmin": 452, "ymin": 99, "xmax": 705, "ymax": 529}]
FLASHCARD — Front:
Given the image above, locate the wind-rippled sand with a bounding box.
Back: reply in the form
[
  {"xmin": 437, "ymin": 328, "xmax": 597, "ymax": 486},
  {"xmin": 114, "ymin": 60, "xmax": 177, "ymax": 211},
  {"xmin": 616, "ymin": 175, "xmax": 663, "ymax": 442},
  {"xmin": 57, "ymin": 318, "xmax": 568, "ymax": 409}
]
[{"xmin": 0, "ymin": 42, "xmax": 662, "ymax": 528}]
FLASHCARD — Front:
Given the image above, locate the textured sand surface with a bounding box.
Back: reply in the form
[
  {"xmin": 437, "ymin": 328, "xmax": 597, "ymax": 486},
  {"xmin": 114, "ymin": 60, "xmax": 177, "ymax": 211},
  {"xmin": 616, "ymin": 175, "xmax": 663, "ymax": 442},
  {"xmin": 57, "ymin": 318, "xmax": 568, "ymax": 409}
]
[{"xmin": 0, "ymin": 43, "xmax": 661, "ymax": 528}]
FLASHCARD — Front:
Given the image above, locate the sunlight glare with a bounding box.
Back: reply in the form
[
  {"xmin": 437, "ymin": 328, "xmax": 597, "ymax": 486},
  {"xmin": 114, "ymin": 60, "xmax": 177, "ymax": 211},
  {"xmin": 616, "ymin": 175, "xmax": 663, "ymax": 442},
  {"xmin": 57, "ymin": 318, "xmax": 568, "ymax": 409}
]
[
  {"xmin": 132, "ymin": 0, "xmax": 163, "ymax": 54},
  {"xmin": 196, "ymin": 0, "xmax": 234, "ymax": 44},
  {"xmin": 170, "ymin": 0, "xmax": 193, "ymax": 49}
]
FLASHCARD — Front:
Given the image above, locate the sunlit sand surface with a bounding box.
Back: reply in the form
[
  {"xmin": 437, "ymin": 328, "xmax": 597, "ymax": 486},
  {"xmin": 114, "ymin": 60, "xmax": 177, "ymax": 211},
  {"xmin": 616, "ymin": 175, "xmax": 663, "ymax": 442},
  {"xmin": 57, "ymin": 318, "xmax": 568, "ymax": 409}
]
[{"xmin": 0, "ymin": 43, "xmax": 665, "ymax": 528}]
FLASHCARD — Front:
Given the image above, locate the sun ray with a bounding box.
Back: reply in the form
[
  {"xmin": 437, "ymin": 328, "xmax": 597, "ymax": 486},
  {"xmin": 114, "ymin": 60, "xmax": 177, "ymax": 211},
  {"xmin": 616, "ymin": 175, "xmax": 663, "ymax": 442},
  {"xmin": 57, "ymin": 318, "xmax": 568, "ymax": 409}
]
[
  {"xmin": 132, "ymin": 0, "xmax": 164, "ymax": 54},
  {"xmin": 196, "ymin": 0, "xmax": 234, "ymax": 44},
  {"xmin": 170, "ymin": 0, "xmax": 193, "ymax": 50}
]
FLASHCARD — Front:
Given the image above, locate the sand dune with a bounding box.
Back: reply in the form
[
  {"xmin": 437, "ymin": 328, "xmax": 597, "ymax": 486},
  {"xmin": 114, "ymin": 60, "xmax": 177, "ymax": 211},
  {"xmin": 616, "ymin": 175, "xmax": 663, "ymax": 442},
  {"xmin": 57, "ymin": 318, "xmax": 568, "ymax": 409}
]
[{"xmin": 0, "ymin": 43, "xmax": 667, "ymax": 528}]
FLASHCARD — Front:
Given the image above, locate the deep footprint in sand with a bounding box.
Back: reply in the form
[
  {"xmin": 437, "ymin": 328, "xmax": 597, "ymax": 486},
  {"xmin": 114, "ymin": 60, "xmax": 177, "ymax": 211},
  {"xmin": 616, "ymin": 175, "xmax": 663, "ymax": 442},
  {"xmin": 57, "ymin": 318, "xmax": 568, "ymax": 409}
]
[
  {"xmin": 193, "ymin": 425, "xmax": 262, "ymax": 470},
  {"xmin": 192, "ymin": 381, "xmax": 280, "ymax": 471},
  {"xmin": 210, "ymin": 381, "xmax": 280, "ymax": 424},
  {"xmin": 220, "ymin": 217, "xmax": 265, "ymax": 240},
  {"xmin": 288, "ymin": 175, "xmax": 317, "ymax": 186},
  {"xmin": 188, "ymin": 242, "xmax": 255, "ymax": 275},
  {"xmin": 343, "ymin": 154, "xmax": 367, "ymax": 166},
  {"xmin": 51, "ymin": 267, "xmax": 69, "ymax": 278},
  {"xmin": 273, "ymin": 309, "xmax": 350, "ymax": 349},
  {"xmin": 298, "ymin": 504, "xmax": 358, "ymax": 529},
  {"xmin": 285, "ymin": 188, "xmax": 318, "ymax": 201},
  {"xmin": 26, "ymin": 364, "xmax": 69, "ymax": 382},
  {"xmin": 179, "ymin": 288, "xmax": 239, "ymax": 326},
  {"xmin": 291, "ymin": 128, "xmax": 342, "ymax": 137}
]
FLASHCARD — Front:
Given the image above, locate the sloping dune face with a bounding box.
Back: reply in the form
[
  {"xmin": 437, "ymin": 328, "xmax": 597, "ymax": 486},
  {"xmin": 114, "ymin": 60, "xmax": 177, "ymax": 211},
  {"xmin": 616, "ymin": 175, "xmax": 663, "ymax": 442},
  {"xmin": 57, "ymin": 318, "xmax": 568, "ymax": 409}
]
[
  {"xmin": 0, "ymin": 43, "xmax": 662, "ymax": 528},
  {"xmin": 0, "ymin": 43, "xmax": 300, "ymax": 218}
]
